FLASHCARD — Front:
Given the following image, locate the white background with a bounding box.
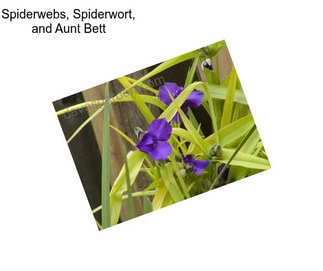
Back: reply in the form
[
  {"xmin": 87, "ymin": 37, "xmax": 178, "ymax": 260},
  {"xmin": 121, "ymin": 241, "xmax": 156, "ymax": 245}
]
[{"xmin": 0, "ymin": 0, "xmax": 322, "ymax": 270}]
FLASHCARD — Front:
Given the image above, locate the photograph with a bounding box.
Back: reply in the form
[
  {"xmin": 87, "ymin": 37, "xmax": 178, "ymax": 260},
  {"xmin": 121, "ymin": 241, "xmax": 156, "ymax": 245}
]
[{"xmin": 53, "ymin": 40, "xmax": 270, "ymax": 230}]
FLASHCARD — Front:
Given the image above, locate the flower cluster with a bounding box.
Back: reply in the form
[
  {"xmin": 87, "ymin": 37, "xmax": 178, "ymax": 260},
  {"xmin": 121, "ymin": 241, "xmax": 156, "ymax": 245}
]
[{"xmin": 136, "ymin": 82, "xmax": 213, "ymax": 175}]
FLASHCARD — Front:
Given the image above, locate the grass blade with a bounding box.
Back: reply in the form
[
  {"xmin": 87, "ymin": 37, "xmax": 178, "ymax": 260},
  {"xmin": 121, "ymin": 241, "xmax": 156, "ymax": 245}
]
[
  {"xmin": 221, "ymin": 66, "xmax": 238, "ymax": 128},
  {"xmin": 152, "ymin": 182, "xmax": 168, "ymax": 210},
  {"xmin": 111, "ymin": 94, "xmax": 167, "ymax": 110},
  {"xmin": 110, "ymin": 150, "xmax": 146, "ymax": 225},
  {"xmin": 170, "ymin": 156, "xmax": 190, "ymax": 199},
  {"xmin": 124, "ymin": 150, "xmax": 135, "ymax": 220},
  {"xmin": 200, "ymin": 114, "xmax": 255, "ymax": 148},
  {"xmin": 143, "ymin": 196, "xmax": 152, "ymax": 214},
  {"xmin": 125, "ymin": 77, "xmax": 159, "ymax": 95},
  {"xmin": 67, "ymin": 105, "xmax": 104, "ymax": 144},
  {"xmin": 219, "ymin": 147, "xmax": 270, "ymax": 170},
  {"xmin": 184, "ymin": 57, "xmax": 199, "ymax": 87},
  {"xmin": 57, "ymin": 95, "xmax": 167, "ymax": 117},
  {"xmin": 159, "ymin": 163, "xmax": 184, "ymax": 203},
  {"xmin": 204, "ymin": 84, "xmax": 248, "ymax": 105},
  {"xmin": 101, "ymin": 83, "xmax": 111, "ymax": 229},
  {"xmin": 203, "ymin": 84, "xmax": 219, "ymax": 143},
  {"xmin": 109, "ymin": 124, "xmax": 136, "ymax": 146},
  {"xmin": 174, "ymin": 100, "xmax": 210, "ymax": 155}
]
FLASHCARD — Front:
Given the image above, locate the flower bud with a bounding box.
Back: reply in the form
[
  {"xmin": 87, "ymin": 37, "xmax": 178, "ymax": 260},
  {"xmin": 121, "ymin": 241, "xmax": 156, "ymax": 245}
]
[
  {"xmin": 209, "ymin": 144, "xmax": 222, "ymax": 158},
  {"xmin": 202, "ymin": 58, "xmax": 213, "ymax": 70}
]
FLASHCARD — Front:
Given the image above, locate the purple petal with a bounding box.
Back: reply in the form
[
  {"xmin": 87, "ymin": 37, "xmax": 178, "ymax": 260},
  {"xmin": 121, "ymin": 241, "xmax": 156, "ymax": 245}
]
[
  {"xmin": 151, "ymin": 141, "xmax": 172, "ymax": 161},
  {"xmin": 185, "ymin": 90, "xmax": 204, "ymax": 108},
  {"xmin": 158, "ymin": 82, "xmax": 182, "ymax": 106},
  {"xmin": 183, "ymin": 155, "xmax": 209, "ymax": 174},
  {"xmin": 191, "ymin": 159, "xmax": 209, "ymax": 174},
  {"xmin": 183, "ymin": 155, "xmax": 193, "ymax": 165},
  {"xmin": 217, "ymin": 163, "xmax": 229, "ymax": 181},
  {"xmin": 136, "ymin": 133, "xmax": 156, "ymax": 155},
  {"xmin": 147, "ymin": 118, "xmax": 172, "ymax": 141}
]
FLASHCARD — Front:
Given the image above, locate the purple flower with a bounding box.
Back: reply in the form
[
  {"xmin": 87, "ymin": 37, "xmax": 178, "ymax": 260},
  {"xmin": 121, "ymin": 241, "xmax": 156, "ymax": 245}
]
[
  {"xmin": 136, "ymin": 118, "xmax": 172, "ymax": 161},
  {"xmin": 183, "ymin": 155, "xmax": 209, "ymax": 174},
  {"xmin": 217, "ymin": 163, "xmax": 229, "ymax": 181},
  {"xmin": 158, "ymin": 82, "xmax": 204, "ymax": 123}
]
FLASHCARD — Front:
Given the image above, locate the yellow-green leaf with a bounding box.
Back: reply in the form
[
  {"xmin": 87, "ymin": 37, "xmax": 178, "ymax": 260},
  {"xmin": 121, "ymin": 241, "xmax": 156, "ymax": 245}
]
[
  {"xmin": 160, "ymin": 163, "xmax": 184, "ymax": 203},
  {"xmin": 221, "ymin": 66, "xmax": 238, "ymax": 128},
  {"xmin": 110, "ymin": 150, "xmax": 146, "ymax": 225}
]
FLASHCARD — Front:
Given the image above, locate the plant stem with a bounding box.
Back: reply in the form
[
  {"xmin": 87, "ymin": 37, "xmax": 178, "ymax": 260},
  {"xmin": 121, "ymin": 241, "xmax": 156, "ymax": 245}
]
[{"xmin": 56, "ymin": 100, "xmax": 104, "ymax": 116}]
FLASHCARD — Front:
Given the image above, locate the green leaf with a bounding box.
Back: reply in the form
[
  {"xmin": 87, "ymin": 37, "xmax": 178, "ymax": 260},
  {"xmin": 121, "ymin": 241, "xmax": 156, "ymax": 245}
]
[
  {"xmin": 110, "ymin": 124, "xmax": 136, "ymax": 146},
  {"xmin": 174, "ymin": 100, "xmax": 210, "ymax": 155},
  {"xmin": 170, "ymin": 155, "xmax": 190, "ymax": 199},
  {"xmin": 118, "ymin": 51, "xmax": 200, "ymax": 97},
  {"xmin": 214, "ymin": 55, "xmax": 220, "ymax": 85},
  {"xmin": 240, "ymin": 128, "xmax": 260, "ymax": 153},
  {"xmin": 203, "ymin": 84, "xmax": 219, "ymax": 143},
  {"xmin": 144, "ymin": 178, "xmax": 162, "ymax": 191},
  {"xmin": 124, "ymin": 151, "xmax": 135, "ymax": 220},
  {"xmin": 67, "ymin": 105, "xmax": 104, "ymax": 144},
  {"xmin": 110, "ymin": 150, "xmax": 146, "ymax": 225},
  {"xmin": 203, "ymin": 84, "xmax": 248, "ymax": 105},
  {"xmin": 221, "ymin": 66, "xmax": 238, "ymax": 128},
  {"xmin": 159, "ymin": 163, "xmax": 184, "ymax": 203},
  {"xmin": 204, "ymin": 114, "xmax": 255, "ymax": 147},
  {"xmin": 111, "ymin": 94, "xmax": 167, "ymax": 110},
  {"xmin": 184, "ymin": 57, "xmax": 198, "ymax": 87},
  {"xmin": 143, "ymin": 196, "xmax": 152, "ymax": 214},
  {"xmin": 118, "ymin": 77, "xmax": 155, "ymax": 123},
  {"xmin": 161, "ymin": 192, "xmax": 174, "ymax": 208},
  {"xmin": 125, "ymin": 77, "xmax": 159, "ymax": 95},
  {"xmin": 163, "ymin": 82, "xmax": 210, "ymax": 155},
  {"xmin": 187, "ymin": 108, "xmax": 204, "ymax": 136},
  {"xmin": 219, "ymin": 148, "xmax": 270, "ymax": 170},
  {"xmin": 210, "ymin": 125, "xmax": 264, "ymax": 190},
  {"xmin": 172, "ymin": 128, "xmax": 195, "ymax": 143},
  {"xmin": 232, "ymin": 128, "xmax": 261, "ymax": 180},
  {"xmin": 152, "ymin": 182, "xmax": 168, "ymax": 211}
]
